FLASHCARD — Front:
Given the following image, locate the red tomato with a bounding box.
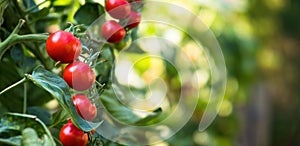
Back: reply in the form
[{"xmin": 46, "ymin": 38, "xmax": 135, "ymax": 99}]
[
  {"xmin": 101, "ymin": 20, "xmax": 126, "ymax": 43},
  {"xmin": 125, "ymin": 11, "xmax": 141, "ymax": 29},
  {"xmin": 105, "ymin": 0, "xmax": 131, "ymax": 19},
  {"xmin": 46, "ymin": 31, "xmax": 81, "ymax": 63},
  {"xmin": 63, "ymin": 61, "xmax": 95, "ymax": 91},
  {"xmin": 59, "ymin": 122, "xmax": 88, "ymax": 146},
  {"xmin": 72, "ymin": 94, "xmax": 97, "ymax": 121}
]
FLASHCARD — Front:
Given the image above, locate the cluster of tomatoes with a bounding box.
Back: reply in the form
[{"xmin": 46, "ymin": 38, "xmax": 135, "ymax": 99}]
[
  {"xmin": 46, "ymin": 30, "xmax": 97, "ymax": 146},
  {"xmin": 101, "ymin": 0, "xmax": 142, "ymax": 43},
  {"xmin": 45, "ymin": 0, "xmax": 142, "ymax": 145}
]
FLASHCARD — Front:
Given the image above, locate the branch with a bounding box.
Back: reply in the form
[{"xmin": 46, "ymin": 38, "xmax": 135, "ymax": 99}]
[{"xmin": 0, "ymin": 19, "xmax": 48, "ymax": 59}]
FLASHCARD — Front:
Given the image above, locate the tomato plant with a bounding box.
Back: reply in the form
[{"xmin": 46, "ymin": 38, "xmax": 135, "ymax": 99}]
[
  {"xmin": 72, "ymin": 94, "xmax": 97, "ymax": 121},
  {"xmin": 105, "ymin": 0, "xmax": 131, "ymax": 19},
  {"xmin": 0, "ymin": 0, "xmax": 161, "ymax": 145},
  {"xmin": 46, "ymin": 31, "xmax": 82, "ymax": 63},
  {"xmin": 63, "ymin": 61, "xmax": 96, "ymax": 91},
  {"xmin": 101, "ymin": 20, "xmax": 126, "ymax": 43},
  {"xmin": 59, "ymin": 121, "xmax": 88, "ymax": 146}
]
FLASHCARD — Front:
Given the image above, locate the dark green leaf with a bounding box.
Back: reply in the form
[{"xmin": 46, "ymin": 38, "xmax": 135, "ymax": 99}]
[
  {"xmin": 49, "ymin": 109, "xmax": 69, "ymax": 129},
  {"xmin": 29, "ymin": 7, "xmax": 50, "ymax": 21},
  {"xmin": 100, "ymin": 89, "xmax": 162, "ymax": 125},
  {"xmin": 27, "ymin": 107, "xmax": 51, "ymax": 125},
  {"xmin": 0, "ymin": 60, "xmax": 52, "ymax": 112},
  {"xmin": 74, "ymin": 2, "xmax": 105, "ymax": 25},
  {"xmin": 0, "ymin": 0, "xmax": 8, "ymax": 27},
  {"xmin": 10, "ymin": 45, "xmax": 24, "ymax": 62},
  {"xmin": 134, "ymin": 108, "xmax": 162, "ymax": 125},
  {"xmin": 95, "ymin": 47, "xmax": 113, "ymax": 85},
  {"xmin": 22, "ymin": 0, "xmax": 37, "ymax": 12},
  {"xmin": 27, "ymin": 67, "xmax": 102, "ymax": 132},
  {"xmin": 0, "ymin": 113, "xmax": 55, "ymax": 146}
]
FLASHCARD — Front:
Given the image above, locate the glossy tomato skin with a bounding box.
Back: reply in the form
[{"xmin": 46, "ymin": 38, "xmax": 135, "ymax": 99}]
[
  {"xmin": 101, "ymin": 20, "xmax": 126, "ymax": 43},
  {"xmin": 63, "ymin": 61, "xmax": 95, "ymax": 91},
  {"xmin": 59, "ymin": 122, "xmax": 88, "ymax": 146},
  {"xmin": 125, "ymin": 11, "xmax": 141, "ymax": 29},
  {"xmin": 105, "ymin": 0, "xmax": 131, "ymax": 19},
  {"xmin": 46, "ymin": 31, "xmax": 81, "ymax": 63},
  {"xmin": 72, "ymin": 94, "xmax": 97, "ymax": 121}
]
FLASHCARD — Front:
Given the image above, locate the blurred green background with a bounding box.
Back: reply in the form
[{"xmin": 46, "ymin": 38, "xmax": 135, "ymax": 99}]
[{"xmin": 161, "ymin": 0, "xmax": 300, "ymax": 146}]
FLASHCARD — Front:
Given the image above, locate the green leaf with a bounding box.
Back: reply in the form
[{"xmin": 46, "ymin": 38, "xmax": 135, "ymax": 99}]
[
  {"xmin": 95, "ymin": 46, "xmax": 113, "ymax": 85},
  {"xmin": 0, "ymin": 0, "xmax": 8, "ymax": 27},
  {"xmin": 21, "ymin": 128, "xmax": 40, "ymax": 146},
  {"xmin": 22, "ymin": 0, "xmax": 37, "ymax": 12},
  {"xmin": 100, "ymin": 89, "xmax": 162, "ymax": 125},
  {"xmin": 0, "ymin": 113, "xmax": 55, "ymax": 146},
  {"xmin": 26, "ymin": 67, "xmax": 102, "ymax": 132},
  {"xmin": 49, "ymin": 109, "xmax": 69, "ymax": 129},
  {"xmin": 29, "ymin": 7, "xmax": 50, "ymax": 21},
  {"xmin": 27, "ymin": 107, "xmax": 51, "ymax": 125},
  {"xmin": 74, "ymin": 2, "xmax": 105, "ymax": 25},
  {"xmin": 0, "ymin": 60, "xmax": 52, "ymax": 112}
]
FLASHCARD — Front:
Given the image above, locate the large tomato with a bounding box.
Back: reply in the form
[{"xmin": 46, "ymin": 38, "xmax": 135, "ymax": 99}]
[
  {"xmin": 59, "ymin": 121, "xmax": 88, "ymax": 146},
  {"xmin": 105, "ymin": 0, "xmax": 131, "ymax": 19},
  {"xmin": 63, "ymin": 61, "xmax": 95, "ymax": 91},
  {"xmin": 46, "ymin": 30, "xmax": 81, "ymax": 63},
  {"xmin": 72, "ymin": 94, "xmax": 97, "ymax": 121},
  {"xmin": 101, "ymin": 20, "xmax": 126, "ymax": 43}
]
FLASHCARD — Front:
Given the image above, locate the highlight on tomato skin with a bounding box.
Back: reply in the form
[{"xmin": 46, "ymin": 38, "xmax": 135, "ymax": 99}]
[
  {"xmin": 105, "ymin": 0, "xmax": 131, "ymax": 19},
  {"xmin": 101, "ymin": 20, "xmax": 126, "ymax": 43},
  {"xmin": 63, "ymin": 61, "xmax": 96, "ymax": 91},
  {"xmin": 59, "ymin": 121, "xmax": 88, "ymax": 146},
  {"xmin": 46, "ymin": 30, "xmax": 82, "ymax": 63},
  {"xmin": 72, "ymin": 94, "xmax": 97, "ymax": 121}
]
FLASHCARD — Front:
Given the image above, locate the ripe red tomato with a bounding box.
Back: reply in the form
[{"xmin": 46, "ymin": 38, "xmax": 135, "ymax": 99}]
[
  {"xmin": 72, "ymin": 94, "xmax": 97, "ymax": 121},
  {"xmin": 101, "ymin": 20, "xmax": 126, "ymax": 43},
  {"xmin": 46, "ymin": 31, "xmax": 81, "ymax": 63},
  {"xmin": 125, "ymin": 11, "xmax": 141, "ymax": 29},
  {"xmin": 63, "ymin": 61, "xmax": 95, "ymax": 91},
  {"xmin": 105, "ymin": 0, "xmax": 131, "ymax": 19},
  {"xmin": 59, "ymin": 121, "xmax": 88, "ymax": 146}
]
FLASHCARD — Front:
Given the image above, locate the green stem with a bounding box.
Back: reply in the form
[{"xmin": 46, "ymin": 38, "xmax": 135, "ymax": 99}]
[
  {"xmin": 0, "ymin": 77, "xmax": 27, "ymax": 95},
  {"xmin": 0, "ymin": 33, "xmax": 48, "ymax": 59},
  {"xmin": 23, "ymin": 82, "xmax": 27, "ymax": 114},
  {"xmin": 0, "ymin": 19, "xmax": 48, "ymax": 60}
]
